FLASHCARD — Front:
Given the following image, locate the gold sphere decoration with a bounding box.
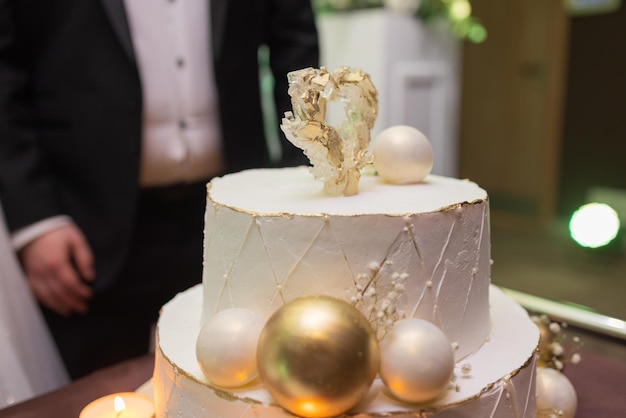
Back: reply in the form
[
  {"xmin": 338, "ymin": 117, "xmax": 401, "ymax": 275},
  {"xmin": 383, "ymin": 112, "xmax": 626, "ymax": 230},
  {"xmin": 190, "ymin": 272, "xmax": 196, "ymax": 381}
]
[
  {"xmin": 533, "ymin": 315, "xmax": 557, "ymax": 367},
  {"xmin": 257, "ymin": 296, "xmax": 379, "ymax": 418}
]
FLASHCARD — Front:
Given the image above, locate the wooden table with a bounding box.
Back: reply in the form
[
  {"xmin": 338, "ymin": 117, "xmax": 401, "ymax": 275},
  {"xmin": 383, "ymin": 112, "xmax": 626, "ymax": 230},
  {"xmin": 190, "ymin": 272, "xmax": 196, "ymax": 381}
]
[{"xmin": 0, "ymin": 354, "xmax": 154, "ymax": 418}]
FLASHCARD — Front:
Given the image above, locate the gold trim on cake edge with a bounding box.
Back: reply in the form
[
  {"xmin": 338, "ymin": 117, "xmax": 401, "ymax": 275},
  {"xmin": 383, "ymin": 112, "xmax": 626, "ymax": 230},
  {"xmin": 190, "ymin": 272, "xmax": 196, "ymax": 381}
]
[{"xmin": 155, "ymin": 327, "xmax": 539, "ymax": 417}]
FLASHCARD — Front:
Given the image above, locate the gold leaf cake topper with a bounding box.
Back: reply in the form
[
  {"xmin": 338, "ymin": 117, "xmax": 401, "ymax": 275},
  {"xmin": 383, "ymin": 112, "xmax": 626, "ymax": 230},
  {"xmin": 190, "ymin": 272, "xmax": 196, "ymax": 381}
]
[{"xmin": 280, "ymin": 66, "xmax": 378, "ymax": 196}]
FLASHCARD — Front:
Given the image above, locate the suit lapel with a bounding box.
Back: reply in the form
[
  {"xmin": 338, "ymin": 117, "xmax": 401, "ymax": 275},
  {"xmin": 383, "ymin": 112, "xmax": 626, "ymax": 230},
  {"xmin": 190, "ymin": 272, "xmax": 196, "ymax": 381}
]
[
  {"xmin": 99, "ymin": 0, "xmax": 135, "ymax": 64},
  {"xmin": 211, "ymin": 0, "xmax": 229, "ymax": 61}
]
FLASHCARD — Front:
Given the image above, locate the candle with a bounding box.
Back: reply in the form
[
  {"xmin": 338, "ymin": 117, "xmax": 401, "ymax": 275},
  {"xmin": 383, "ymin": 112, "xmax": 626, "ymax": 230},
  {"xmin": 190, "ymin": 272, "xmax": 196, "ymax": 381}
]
[{"xmin": 79, "ymin": 392, "xmax": 155, "ymax": 418}]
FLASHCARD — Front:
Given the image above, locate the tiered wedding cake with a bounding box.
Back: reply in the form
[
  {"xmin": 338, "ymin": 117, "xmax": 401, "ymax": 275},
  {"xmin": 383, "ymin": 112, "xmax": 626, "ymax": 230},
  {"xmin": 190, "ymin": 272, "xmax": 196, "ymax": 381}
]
[{"xmin": 152, "ymin": 67, "xmax": 540, "ymax": 417}]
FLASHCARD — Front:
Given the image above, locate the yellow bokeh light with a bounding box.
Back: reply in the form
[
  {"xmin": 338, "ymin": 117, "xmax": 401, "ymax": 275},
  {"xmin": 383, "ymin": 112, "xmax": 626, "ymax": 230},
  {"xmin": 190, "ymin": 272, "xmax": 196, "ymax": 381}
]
[{"xmin": 449, "ymin": 0, "xmax": 472, "ymax": 21}]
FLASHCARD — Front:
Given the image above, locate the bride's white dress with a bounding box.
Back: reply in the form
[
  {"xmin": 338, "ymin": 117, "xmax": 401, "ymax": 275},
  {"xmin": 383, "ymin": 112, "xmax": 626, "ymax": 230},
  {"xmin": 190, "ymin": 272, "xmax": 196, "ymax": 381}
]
[{"xmin": 0, "ymin": 202, "xmax": 69, "ymax": 409}]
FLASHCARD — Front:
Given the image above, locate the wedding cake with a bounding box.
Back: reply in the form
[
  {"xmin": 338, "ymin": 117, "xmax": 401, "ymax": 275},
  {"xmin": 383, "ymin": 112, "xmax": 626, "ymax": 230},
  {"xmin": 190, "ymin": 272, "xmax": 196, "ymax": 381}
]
[{"xmin": 152, "ymin": 67, "xmax": 540, "ymax": 417}]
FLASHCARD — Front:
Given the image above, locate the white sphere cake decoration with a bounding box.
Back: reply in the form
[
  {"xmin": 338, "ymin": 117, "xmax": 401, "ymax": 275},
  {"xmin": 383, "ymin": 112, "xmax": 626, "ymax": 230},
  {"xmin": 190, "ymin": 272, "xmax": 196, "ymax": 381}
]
[
  {"xmin": 379, "ymin": 318, "xmax": 455, "ymax": 403},
  {"xmin": 536, "ymin": 367, "xmax": 578, "ymax": 418},
  {"xmin": 373, "ymin": 125, "xmax": 434, "ymax": 184},
  {"xmin": 196, "ymin": 307, "xmax": 265, "ymax": 388}
]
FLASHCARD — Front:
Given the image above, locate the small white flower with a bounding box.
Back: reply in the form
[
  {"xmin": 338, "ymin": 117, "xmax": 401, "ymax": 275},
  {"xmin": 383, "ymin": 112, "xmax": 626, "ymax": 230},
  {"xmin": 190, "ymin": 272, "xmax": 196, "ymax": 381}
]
[
  {"xmin": 461, "ymin": 363, "xmax": 472, "ymax": 375},
  {"xmin": 551, "ymin": 342, "xmax": 564, "ymax": 356},
  {"xmin": 549, "ymin": 322, "xmax": 561, "ymax": 333}
]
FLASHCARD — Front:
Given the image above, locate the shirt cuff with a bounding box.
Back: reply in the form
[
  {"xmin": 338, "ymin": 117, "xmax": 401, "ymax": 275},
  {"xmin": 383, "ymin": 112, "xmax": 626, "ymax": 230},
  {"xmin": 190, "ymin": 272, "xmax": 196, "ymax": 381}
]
[{"xmin": 12, "ymin": 216, "xmax": 74, "ymax": 251}]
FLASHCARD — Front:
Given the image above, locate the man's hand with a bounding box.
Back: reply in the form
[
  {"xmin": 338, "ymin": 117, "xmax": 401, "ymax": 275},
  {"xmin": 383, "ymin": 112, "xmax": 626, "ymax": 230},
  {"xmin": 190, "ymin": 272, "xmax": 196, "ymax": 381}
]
[{"xmin": 19, "ymin": 224, "xmax": 95, "ymax": 316}]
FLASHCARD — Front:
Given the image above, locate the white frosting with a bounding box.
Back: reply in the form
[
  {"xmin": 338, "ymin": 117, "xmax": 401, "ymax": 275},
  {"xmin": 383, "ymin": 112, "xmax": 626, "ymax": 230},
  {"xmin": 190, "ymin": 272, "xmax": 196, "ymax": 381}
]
[
  {"xmin": 153, "ymin": 167, "xmax": 539, "ymax": 417},
  {"xmin": 202, "ymin": 167, "xmax": 490, "ymax": 360},
  {"xmin": 154, "ymin": 285, "xmax": 539, "ymax": 418},
  {"xmin": 208, "ymin": 167, "xmax": 485, "ymax": 215}
]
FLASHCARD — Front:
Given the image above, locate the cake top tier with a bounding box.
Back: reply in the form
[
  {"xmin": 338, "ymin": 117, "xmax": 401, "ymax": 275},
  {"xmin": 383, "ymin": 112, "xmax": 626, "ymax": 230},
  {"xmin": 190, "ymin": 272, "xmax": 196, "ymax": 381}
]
[{"xmin": 208, "ymin": 166, "xmax": 487, "ymax": 216}]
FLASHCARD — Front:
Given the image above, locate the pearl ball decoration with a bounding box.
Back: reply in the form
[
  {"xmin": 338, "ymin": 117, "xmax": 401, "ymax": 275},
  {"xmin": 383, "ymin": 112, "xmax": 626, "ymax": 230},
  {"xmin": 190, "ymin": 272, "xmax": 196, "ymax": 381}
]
[
  {"xmin": 536, "ymin": 367, "xmax": 578, "ymax": 418},
  {"xmin": 373, "ymin": 125, "xmax": 433, "ymax": 184},
  {"xmin": 196, "ymin": 308, "xmax": 264, "ymax": 388},
  {"xmin": 379, "ymin": 318, "xmax": 455, "ymax": 403},
  {"xmin": 257, "ymin": 296, "xmax": 380, "ymax": 418}
]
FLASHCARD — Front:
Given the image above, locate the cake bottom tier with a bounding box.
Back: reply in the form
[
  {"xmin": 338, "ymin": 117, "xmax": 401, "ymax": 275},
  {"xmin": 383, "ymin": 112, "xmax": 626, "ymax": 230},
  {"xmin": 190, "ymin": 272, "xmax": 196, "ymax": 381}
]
[{"xmin": 154, "ymin": 285, "xmax": 539, "ymax": 418}]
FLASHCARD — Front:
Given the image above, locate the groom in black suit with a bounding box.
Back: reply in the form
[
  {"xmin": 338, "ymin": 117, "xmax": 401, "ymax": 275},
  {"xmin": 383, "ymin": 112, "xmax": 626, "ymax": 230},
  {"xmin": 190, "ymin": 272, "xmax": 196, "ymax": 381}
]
[{"xmin": 0, "ymin": 0, "xmax": 318, "ymax": 378}]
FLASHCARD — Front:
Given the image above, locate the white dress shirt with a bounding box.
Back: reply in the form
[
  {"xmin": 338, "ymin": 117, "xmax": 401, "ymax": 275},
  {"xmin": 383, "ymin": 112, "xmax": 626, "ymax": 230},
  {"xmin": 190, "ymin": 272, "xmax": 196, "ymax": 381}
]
[
  {"xmin": 125, "ymin": 0, "xmax": 224, "ymax": 186},
  {"xmin": 12, "ymin": 0, "xmax": 223, "ymax": 249}
]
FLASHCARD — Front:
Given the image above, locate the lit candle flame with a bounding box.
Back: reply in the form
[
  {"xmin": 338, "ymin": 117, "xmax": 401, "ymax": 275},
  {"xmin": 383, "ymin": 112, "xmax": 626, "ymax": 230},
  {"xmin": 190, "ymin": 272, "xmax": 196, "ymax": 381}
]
[{"xmin": 114, "ymin": 396, "xmax": 126, "ymax": 416}]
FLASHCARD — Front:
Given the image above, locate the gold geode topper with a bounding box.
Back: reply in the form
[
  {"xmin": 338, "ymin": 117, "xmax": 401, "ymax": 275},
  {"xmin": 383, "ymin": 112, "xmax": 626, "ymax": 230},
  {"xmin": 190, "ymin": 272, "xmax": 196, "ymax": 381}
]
[{"xmin": 280, "ymin": 66, "xmax": 378, "ymax": 196}]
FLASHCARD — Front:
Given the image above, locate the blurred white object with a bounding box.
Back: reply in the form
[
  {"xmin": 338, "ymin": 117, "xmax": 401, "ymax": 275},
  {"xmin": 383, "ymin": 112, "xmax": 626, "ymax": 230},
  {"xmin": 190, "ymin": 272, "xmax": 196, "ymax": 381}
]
[
  {"xmin": 383, "ymin": 0, "xmax": 421, "ymax": 15},
  {"xmin": 0, "ymin": 202, "xmax": 69, "ymax": 409},
  {"xmin": 317, "ymin": 8, "xmax": 460, "ymax": 177}
]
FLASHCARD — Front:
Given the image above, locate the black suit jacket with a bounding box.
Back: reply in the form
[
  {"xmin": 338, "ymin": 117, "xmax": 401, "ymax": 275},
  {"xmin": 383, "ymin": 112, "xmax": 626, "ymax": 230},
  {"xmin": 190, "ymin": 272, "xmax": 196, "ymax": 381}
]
[{"xmin": 0, "ymin": 0, "xmax": 318, "ymax": 289}]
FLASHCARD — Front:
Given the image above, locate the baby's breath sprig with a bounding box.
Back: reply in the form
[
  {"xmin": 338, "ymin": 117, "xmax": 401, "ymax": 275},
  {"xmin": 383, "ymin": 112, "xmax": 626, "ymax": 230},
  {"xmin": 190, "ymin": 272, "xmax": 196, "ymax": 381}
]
[{"xmin": 532, "ymin": 314, "xmax": 582, "ymax": 371}]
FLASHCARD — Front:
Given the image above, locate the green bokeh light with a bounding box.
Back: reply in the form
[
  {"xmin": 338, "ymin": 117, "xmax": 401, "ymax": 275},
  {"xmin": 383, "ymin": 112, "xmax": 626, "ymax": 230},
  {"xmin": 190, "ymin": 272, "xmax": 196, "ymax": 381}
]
[
  {"xmin": 467, "ymin": 23, "xmax": 487, "ymax": 43},
  {"xmin": 569, "ymin": 202, "xmax": 620, "ymax": 248}
]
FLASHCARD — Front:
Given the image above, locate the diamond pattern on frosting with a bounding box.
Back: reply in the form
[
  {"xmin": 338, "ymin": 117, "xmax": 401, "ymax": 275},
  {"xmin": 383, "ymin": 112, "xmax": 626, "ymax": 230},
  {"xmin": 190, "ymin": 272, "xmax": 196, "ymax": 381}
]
[{"xmin": 202, "ymin": 201, "xmax": 490, "ymax": 359}]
